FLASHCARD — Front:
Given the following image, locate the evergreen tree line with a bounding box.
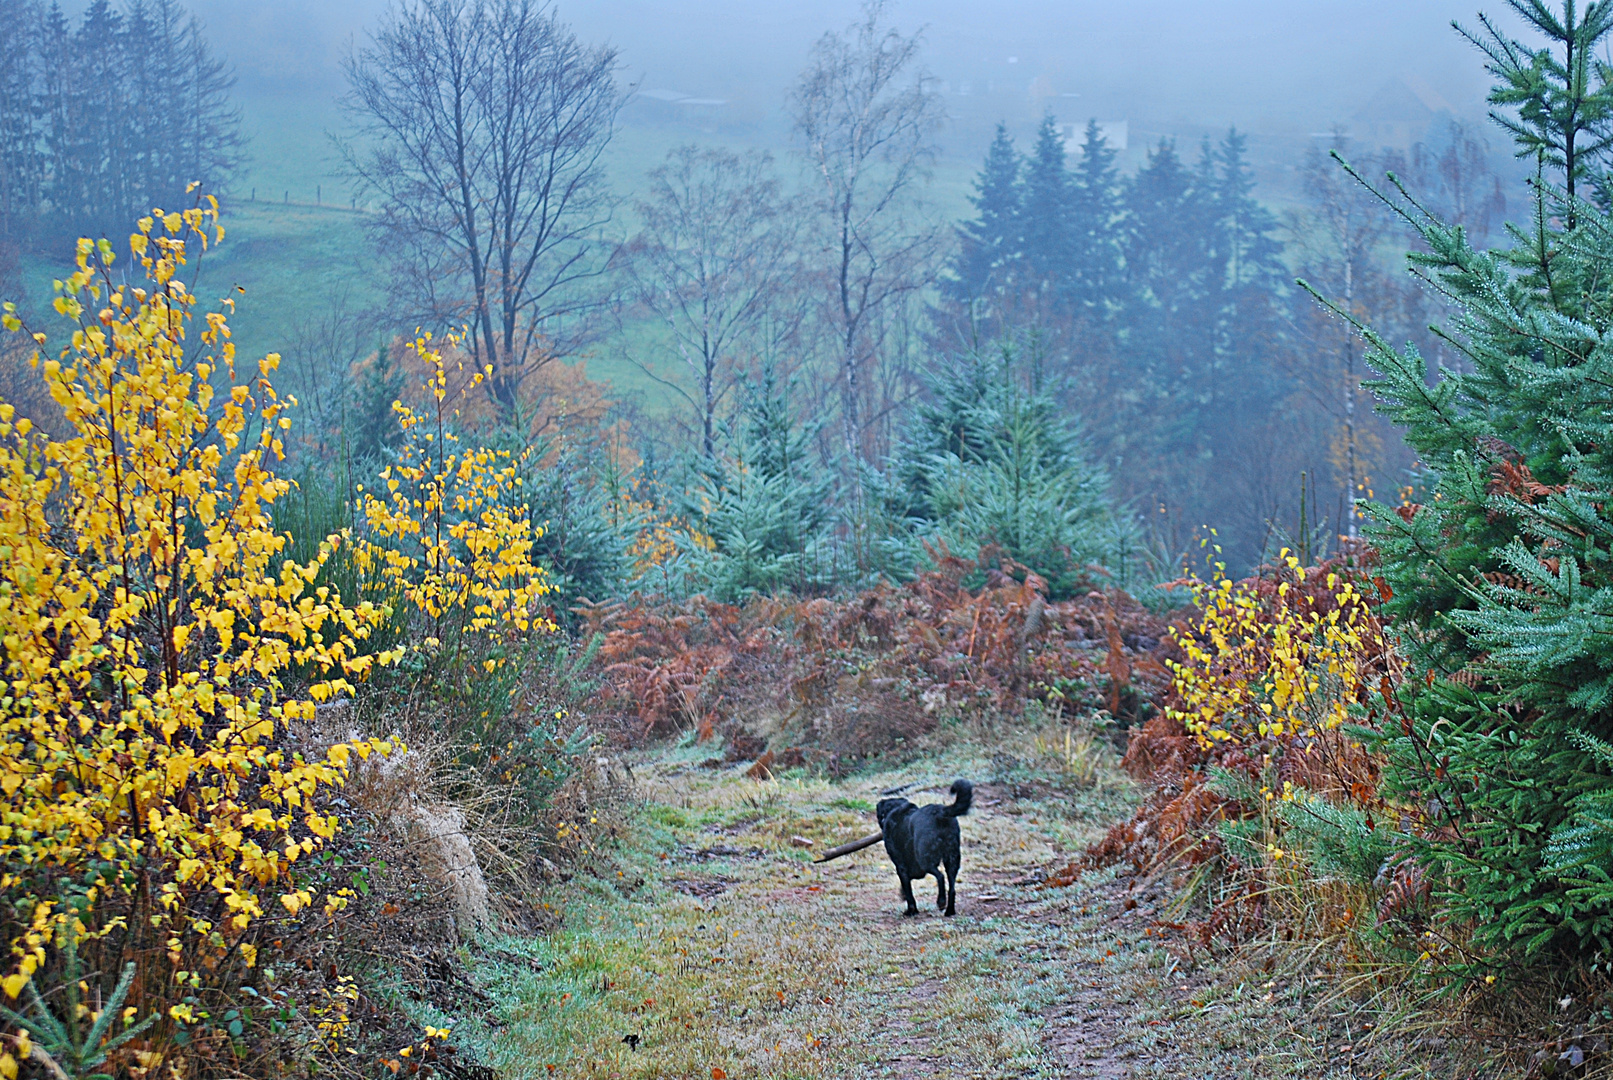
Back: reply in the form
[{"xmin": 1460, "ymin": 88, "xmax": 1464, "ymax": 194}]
[
  {"xmin": 0, "ymin": 0, "xmax": 240, "ymax": 270},
  {"xmin": 944, "ymin": 115, "xmax": 1505, "ymax": 567}
]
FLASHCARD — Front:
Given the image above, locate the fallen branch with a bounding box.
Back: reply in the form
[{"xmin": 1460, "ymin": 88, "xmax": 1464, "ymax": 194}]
[{"xmin": 814, "ymin": 831, "xmax": 884, "ymax": 863}]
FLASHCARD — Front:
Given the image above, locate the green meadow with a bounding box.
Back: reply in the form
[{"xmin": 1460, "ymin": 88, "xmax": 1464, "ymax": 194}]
[{"xmin": 16, "ymin": 89, "xmax": 979, "ymax": 423}]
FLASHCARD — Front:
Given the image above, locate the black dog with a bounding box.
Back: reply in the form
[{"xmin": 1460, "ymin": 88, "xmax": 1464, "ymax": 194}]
[{"xmin": 875, "ymin": 779, "xmax": 972, "ymax": 917}]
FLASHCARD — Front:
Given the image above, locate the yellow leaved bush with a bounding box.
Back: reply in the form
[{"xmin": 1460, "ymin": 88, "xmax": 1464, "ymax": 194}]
[
  {"xmin": 357, "ymin": 333, "xmax": 553, "ymax": 641},
  {"xmin": 0, "ymin": 200, "xmax": 400, "ymax": 995},
  {"xmin": 1167, "ymin": 550, "xmax": 1382, "ymax": 749}
]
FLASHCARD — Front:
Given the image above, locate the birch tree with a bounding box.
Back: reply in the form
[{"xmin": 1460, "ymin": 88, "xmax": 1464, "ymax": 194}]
[
  {"xmin": 789, "ymin": 0, "xmax": 942, "ymax": 466},
  {"xmin": 622, "ymin": 147, "xmax": 800, "ymax": 460}
]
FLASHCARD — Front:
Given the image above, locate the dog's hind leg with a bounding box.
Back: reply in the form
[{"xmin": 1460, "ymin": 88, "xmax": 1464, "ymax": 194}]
[
  {"xmin": 898, "ymin": 873, "xmax": 919, "ymax": 916},
  {"xmin": 935, "ymin": 871, "xmax": 947, "ymax": 912},
  {"xmin": 943, "ymin": 855, "xmax": 959, "ymax": 917}
]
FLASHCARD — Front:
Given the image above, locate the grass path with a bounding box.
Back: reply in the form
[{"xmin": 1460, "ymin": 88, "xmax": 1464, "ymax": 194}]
[{"xmin": 430, "ymin": 732, "xmax": 1489, "ymax": 1079}]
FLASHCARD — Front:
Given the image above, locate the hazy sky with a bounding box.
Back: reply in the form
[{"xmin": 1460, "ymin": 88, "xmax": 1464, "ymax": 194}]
[{"xmin": 189, "ymin": 0, "xmax": 1520, "ymax": 134}]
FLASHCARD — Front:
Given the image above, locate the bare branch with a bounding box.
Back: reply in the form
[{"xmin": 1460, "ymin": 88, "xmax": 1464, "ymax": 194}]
[
  {"xmin": 788, "ymin": 0, "xmax": 943, "ymax": 467},
  {"xmin": 341, "ymin": 0, "xmax": 622, "ymax": 422}
]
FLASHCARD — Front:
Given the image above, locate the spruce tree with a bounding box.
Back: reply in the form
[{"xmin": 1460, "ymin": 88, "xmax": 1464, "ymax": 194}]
[
  {"xmin": 62, "ymin": 1, "xmax": 126, "ymax": 232},
  {"xmin": 731, "ymin": 360, "xmax": 835, "ymax": 568},
  {"xmin": 1343, "ymin": 0, "xmax": 1613, "ymax": 964},
  {"xmin": 1207, "ymin": 128, "xmax": 1286, "ymax": 429},
  {"xmin": 1124, "ymin": 140, "xmax": 1218, "ymax": 445},
  {"xmin": 1212, "ymin": 128, "xmax": 1285, "ymax": 302},
  {"xmin": 881, "ymin": 339, "xmax": 1128, "ymax": 598},
  {"xmin": 1126, "ymin": 139, "xmax": 1216, "ymax": 330},
  {"xmin": 1458, "ymin": 0, "xmax": 1613, "ymax": 214},
  {"xmin": 347, "ymin": 343, "xmax": 406, "ymax": 465},
  {"xmin": 3, "ymin": 0, "xmax": 239, "ymax": 248},
  {"xmin": 521, "ymin": 436, "xmax": 630, "ymax": 605},
  {"xmin": 951, "ymin": 122, "xmax": 1022, "ymax": 304},
  {"xmin": 1067, "ymin": 119, "xmax": 1125, "ymax": 316},
  {"xmin": 0, "ymin": 0, "xmax": 42, "ymax": 251},
  {"xmin": 670, "ymin": 361, "xmax": 839, "ymax": 599},
  {"xmin": 1020, "ymin": 115, "xmax": 1074, "ymax": 301}
]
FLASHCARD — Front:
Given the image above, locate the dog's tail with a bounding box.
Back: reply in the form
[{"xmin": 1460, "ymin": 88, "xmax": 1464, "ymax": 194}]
[{"xmin": 944, "ymin": 778, "xmax": 973, "ymax": 818}]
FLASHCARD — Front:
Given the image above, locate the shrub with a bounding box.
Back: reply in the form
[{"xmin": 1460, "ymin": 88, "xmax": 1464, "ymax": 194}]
[
  {"xmin": 0, "ymin": 206, "xmax": 557, "ymax": 1077},
  {"xmin": 357, "ymin": 332, "xmax": 553, "ymax": 642},
  {"xmin": 1082, "ymin": 551, "xmax": 1392, "ymax": 929},
  {"xmin": 1167, "ymin": 549, "xmax": 1381, "ymax": 749},
  {"xmin": 0, "ymin": 203, "xmax": 398, "ymax": 1060},
  {"xmin": 580, "ymin": 549, "xmax": 1173, "ymax": 754}
]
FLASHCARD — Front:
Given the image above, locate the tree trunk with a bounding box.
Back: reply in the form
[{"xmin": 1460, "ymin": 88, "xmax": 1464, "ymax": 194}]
[{"xmin": 1343, "ymin": 254, "xmax": 1358, "ymax": 540}]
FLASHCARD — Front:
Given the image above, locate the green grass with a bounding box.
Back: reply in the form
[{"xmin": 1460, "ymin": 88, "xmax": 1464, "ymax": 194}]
[
  {"xmin": 195, "ymin": 201, "xmax": 382, "ymax": 367},
  {"xmin": 16, "ymin": 198, "xmax": 380, "ymax": 380},
  {"xmin": 237, "ymin": 93, "xmax": 354, "ymax": 208}
]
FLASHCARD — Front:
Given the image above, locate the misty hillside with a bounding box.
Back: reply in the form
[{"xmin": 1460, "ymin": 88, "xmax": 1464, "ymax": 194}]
[{"xmin": 213, "ymin": 1, "xmax": 1530, "ymax": 215}]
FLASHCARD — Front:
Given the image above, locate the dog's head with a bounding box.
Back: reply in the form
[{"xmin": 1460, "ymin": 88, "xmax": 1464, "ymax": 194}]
[{"xmin": 876, "ymin": 797, "xmax": 912, "ymax": 829}]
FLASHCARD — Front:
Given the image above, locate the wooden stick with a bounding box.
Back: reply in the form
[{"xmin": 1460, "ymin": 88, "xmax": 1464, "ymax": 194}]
[{"xmin": 814, "ymin": 831, "xmax": 884, "ymax": 863}]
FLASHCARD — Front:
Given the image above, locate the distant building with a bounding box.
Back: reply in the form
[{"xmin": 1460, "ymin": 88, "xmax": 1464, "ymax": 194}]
[
  {"xmin": 1351, "ymin": 76, "xmax": 1454, "ymax": 150},
  {"xmin": 1058, "ymin": 119, "xmax": 1127, "ymax": 153}
]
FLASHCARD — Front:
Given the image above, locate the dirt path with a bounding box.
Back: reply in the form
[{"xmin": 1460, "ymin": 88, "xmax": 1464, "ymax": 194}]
[{"xmin": 438, "ymin": 738, "xmax": 1341, "ymax": 1079}]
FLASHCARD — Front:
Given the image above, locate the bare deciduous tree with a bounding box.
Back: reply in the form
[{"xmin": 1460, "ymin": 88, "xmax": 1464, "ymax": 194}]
[
  {"xmin": 621, "ymin": 146, "xmax": 801, "ymax": 460},
  {"xmin": 1408, "ymin": 120, "xmax": 1507, "ymax": 247},
  {"xmin": 789, "ymin": 0, "xmax": 943, "ymax": 465},
  {"xmin": 342, "ymin": 0, "xmax": 621, "ymax": 421}
]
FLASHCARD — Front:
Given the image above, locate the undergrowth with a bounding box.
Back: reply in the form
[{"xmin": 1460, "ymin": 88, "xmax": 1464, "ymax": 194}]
[{"xmin": 1067, "ymin": 545, "xmax": 1613, "ymax": 1076}]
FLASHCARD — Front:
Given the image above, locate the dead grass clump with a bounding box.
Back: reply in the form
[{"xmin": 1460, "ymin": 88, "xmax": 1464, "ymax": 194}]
[{"xmin": 224, "ymin": 634, "xmax": 633, "ymax": 1077}]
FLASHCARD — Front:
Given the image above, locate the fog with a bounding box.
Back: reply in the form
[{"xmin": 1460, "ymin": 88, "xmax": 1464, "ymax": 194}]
[{"xmin": 197, "ymin": 0, "xmax": 1515, "ymax": 154}]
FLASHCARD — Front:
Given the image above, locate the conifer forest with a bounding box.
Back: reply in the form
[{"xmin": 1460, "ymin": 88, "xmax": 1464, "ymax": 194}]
[{"xmin": 3, "ymin": 0, "xmax": 1613, "ymax": 1075}]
